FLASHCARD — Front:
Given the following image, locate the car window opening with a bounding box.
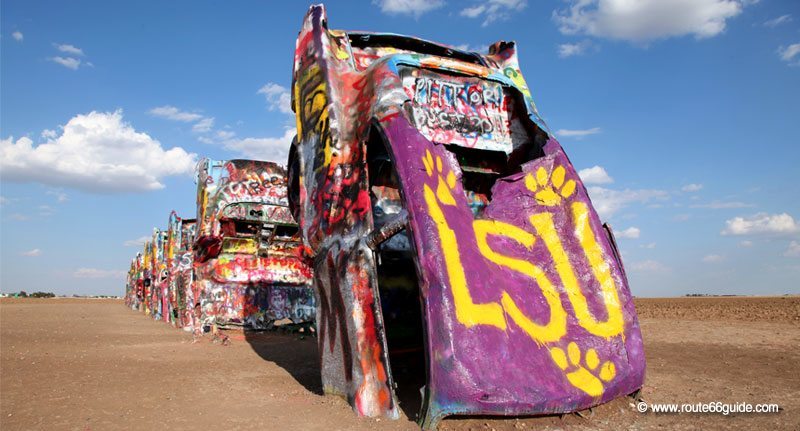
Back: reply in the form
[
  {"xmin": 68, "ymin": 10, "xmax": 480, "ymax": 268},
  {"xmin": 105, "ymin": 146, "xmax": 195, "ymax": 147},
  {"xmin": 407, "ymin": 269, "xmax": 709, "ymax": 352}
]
[{"xmin": 443, "ymin": 97, "xmax": 548, "ymax": 218}]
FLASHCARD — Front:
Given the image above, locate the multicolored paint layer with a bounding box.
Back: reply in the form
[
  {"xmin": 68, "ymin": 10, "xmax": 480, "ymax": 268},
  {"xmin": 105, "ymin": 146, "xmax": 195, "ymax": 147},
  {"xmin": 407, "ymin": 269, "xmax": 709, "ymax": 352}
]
[
  {"xmin": 289, "ymin": 5, "xmax": 644, "ymax": 428},
  {"xmin": 193, "ymin": 158, "xmax": 315, "ymax": 330}
]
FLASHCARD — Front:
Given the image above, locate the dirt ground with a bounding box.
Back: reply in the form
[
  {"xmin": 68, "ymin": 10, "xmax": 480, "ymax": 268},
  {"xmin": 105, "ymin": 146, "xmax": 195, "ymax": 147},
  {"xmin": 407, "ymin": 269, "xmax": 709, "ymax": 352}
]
[{"xmin": 1, "ymin": 296, "xmax": 798, "ymax": 431}]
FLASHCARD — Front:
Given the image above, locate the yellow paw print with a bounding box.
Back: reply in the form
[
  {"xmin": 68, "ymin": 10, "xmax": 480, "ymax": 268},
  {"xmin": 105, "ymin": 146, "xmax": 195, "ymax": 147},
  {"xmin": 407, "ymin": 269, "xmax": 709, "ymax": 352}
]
[
  {"xmin": 422, "ymin": 149, "xmax": 457, "ymax": 206},
  {"xmin": 549, "ymin": 342, "xmax": 615, "ymax": 397},
  {"xmin": 525, "ymin": 165, "xmax": 575, "ymax": 206}
]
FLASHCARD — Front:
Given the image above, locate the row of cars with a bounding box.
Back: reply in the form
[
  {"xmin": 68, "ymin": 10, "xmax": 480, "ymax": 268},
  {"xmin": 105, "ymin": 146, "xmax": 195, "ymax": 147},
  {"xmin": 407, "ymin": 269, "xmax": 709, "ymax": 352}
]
[
  {"xmin": 123, "ymin": 159, "xmax": 315, "ymax": 334},
  {"xmin": 127, "ymin": 5, "xmax": 645, "ymax": 429}
]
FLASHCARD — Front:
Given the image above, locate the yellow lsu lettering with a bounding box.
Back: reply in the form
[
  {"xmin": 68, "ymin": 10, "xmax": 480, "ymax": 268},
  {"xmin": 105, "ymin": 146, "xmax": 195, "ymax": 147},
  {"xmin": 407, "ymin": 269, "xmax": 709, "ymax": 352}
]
[{"xmin": 421, "ymin": 153, "xmax": 624, "ymax": 342}]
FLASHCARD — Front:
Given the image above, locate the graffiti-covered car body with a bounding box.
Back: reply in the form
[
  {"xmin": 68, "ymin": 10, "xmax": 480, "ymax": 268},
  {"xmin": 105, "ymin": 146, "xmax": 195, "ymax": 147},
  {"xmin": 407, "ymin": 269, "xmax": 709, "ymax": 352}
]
[
  {"xmin": 288, "ymin": 5, "xmax": 645, "ymax": 428},
  {"xmin": 150, "ymin": 228, "xmax": 170, "ymax": 323},
  {"xmin": 141, "ymin": 239, "xmax": 154, "ymax": 316},
  {"xmin": 125, "ymin": 252, "xmax": 143, "ymax": 310},
  {"xmin": 193, "ymin": 158, "xmax": 315, "ymax": 330},
  {"xmin": 166, "ymin": 212, "xmax": 197, "ymax": 329}
]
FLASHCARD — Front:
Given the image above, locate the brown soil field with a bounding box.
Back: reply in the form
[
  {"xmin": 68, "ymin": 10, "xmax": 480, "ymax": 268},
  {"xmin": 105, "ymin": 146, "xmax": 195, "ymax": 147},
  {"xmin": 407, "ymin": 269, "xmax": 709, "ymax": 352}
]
[{"xmin": 1, "ymin": 296, "xmax": 798, "ymax": 430}]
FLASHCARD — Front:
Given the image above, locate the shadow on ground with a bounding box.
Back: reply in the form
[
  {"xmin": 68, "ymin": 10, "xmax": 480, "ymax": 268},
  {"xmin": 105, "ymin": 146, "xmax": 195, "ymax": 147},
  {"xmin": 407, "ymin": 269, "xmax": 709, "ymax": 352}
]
[
  {"xmin": 243, "ymin": 330, "xmax": 324, "ymax": 395},
  {"xmin": 242, "ymin": 329, "xmax": 426, "ymax": 422}
]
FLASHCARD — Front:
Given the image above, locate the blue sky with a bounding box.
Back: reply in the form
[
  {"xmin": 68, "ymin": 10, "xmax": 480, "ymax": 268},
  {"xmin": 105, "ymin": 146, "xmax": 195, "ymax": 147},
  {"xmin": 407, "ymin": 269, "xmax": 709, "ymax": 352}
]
[{"xmin": 1, "ymin": 0, "xmax": 799, "ymax": 296}]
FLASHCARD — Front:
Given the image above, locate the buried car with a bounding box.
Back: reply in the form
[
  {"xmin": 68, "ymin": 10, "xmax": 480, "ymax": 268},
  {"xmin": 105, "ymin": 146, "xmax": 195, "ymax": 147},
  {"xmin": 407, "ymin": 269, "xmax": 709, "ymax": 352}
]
[
  {"xmin": 193, "ymin": 158, "xmax": 315, "ymax": 331},
  {"xmin": 166, "ymin": 211, "xmax": 197, "ymax": 329},
  {"xmin": 288, "ymin": 5, "xmax": 645, "ymax": 429}
]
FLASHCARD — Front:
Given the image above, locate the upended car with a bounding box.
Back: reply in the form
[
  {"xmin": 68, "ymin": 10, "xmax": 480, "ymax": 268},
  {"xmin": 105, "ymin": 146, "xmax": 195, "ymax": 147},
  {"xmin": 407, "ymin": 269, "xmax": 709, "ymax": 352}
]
[
  {"xmin": 287, "ymin": 5, "xmax": 645, "ymax": 429},
  {"xmin": 193, "ymin": 158, "xmax": 315, "ymax": 332}
]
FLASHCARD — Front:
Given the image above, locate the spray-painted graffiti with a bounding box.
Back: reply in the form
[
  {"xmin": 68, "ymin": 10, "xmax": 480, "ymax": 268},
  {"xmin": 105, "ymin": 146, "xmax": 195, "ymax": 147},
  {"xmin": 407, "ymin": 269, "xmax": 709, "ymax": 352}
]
[
  {"xmin": 124, "ymin": 166, "xmax": 312, "ymax": 336},
  {"xmin": 193, "ymin": 158, "xmax": 315, "ymax": 331},
  {"xmin": 289, "ymin": 5, "xmax": 644, "ymax": 429}
]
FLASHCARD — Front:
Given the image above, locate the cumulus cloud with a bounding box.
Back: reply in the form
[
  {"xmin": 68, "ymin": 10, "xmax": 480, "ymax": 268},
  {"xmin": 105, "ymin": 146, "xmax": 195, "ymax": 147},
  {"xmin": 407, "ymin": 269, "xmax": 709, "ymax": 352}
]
[
  {"xmin": 739, "ymin": 240, "xmax": 753, "ymax": 247},
  {"xmin": 123, "ymin": 236, "xmax": 151, "ymax": 247},
  {"xmin": 616, "ymin": 227, "xmax": 641, "ymax": 239},
  {"xmin": 558, "ymin": 40, "xmax": 594, "ymax": 58},
  {"xmin": 148, "ymin": 106, "xmax": 204, "ymax": 122},
  {"xmin": 257, "ymin": 83, "xmax": 293, "ymax": 115},
  {"xmin": 41, "ymin": 129, "xmax": 58, "ymax": 140},
  {"xmin": 681, "ymin": 183, "xmax": 703, "ymax": 192},
  {"xmin": 586, "ymin": 186, "xmax": 669, "ymax": 219},
  {"xmin": 785, "ymin": 241, "xmax": 800, "ymax": 258},
  {"xmin": 764, "ymin": 14, "xmax": 792, "ymax": 28},
  {"xmin": 222, "ymin": 128, "xmax": 295, "ymax": 164},
  {"xmin": 73, "ymin": 268, "xmax": 127, "ymax": 279},
  {"xmin": 12, "ymin": 31, "xmax": 23, "ymax": 42},
  {"xmin": 21, "ymin": 248, "xmax": 42, "ymax": 257},
  {"xmin": 778, "ymin": 43, "xmax": 800, "ymax": 66},
  {"xmin": 46, "ymin": 189, "xmax": 69, "ymax": 203},
  {"xmin": 55, "ymin": 43, "xmax": 84, "ymax": 56},
  {"xmin": 578, "ymin": 165, "xmax": 614, "ymax": 185},
  {"xmin": 1, "ymin": 110, "xmax": 196, "ymax": 193},
  {"xmin": 191, "ymin": 117, "xmax": 215, "ymax": 133},
  {"xmin": 554, "ymin": 0, "xmax": 746, "ymax": 43},
  {"xmin": 374, "ymin": 0, "xmax": 445, "ymax": 17},
  {"xmin": 721, "ymin": 212, "xmax": 799, "ymax": 236},
  {"xmin": 630, "ymin": 259, "xmax": 670, "ymax": 272},
  {"xmin": 460, "ymin": 0, "xmax": 527, "ymax": 26},
  {"xmin": 702, "ymin": 254, "xmax": 724, "ymax": 263},
  {"xmin": 556, "ymin": 127, "xmax": 601, "ymax": 139},
  {"xmin": 50, "ymin": 56, "xmax": 81, "ymax": 70}
]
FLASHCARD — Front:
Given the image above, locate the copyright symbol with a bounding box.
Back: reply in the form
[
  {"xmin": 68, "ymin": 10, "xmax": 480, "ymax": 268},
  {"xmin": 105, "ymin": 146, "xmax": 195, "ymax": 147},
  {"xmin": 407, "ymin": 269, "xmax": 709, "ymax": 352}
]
[{"xmin": 637, "ymin": 401, "xmax": 648, "ymax": 413}]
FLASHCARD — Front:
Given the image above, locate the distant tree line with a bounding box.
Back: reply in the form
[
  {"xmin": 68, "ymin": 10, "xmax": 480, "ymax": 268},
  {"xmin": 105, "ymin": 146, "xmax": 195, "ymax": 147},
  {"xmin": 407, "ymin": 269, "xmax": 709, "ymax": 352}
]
[{"xmin": 9, "ymin": 291, "xmax": 56, "ymax": 298}]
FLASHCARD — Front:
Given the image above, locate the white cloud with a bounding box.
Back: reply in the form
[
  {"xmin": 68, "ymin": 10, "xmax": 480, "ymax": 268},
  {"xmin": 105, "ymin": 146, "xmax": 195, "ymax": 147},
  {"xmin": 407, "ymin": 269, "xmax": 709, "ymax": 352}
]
[
  {"xmin": 556, "ymin": 127, "xmax": 601, "ymax": 139},
  {"xmin": 257, "ymin": 83, "xmax": 293, "ymax": 115},
  {"xmin": 223, "ymin": 128, "xmax": 295, "ymax": 164},
  {"xmin": 578, "ymin": 165, "xmax": 614, "ymax": 185},
  {"xmin": 50, "ymin": 56, "xmax": 81, "ymax": 70},
  {"xmin": 1, "ymin": 110, "xmax": 196, "ymax": 193},
  {"xmin": 681, "ymin": 183, "xmax": 703, "ymax": 192},
  {"xmin": 41, "ymin": 129, "xmax": 58, "ymax": 140},
  {"xmin": 148, "ymin": 106, "xmax": 204, "ymax": 122},
  {"xmin": 8, "ymin": 213, "xmax": 29, "ymax": 221},
  {"xmin": 586, "ymin": 186, "xmax": 669, "ymax": 219},
  {"xmin": 785, "ymin": 241, "xmax": 800, "ymax": 258},
  {"xmin": 192, "ymin": 117, "xmax": 215, "ymax": 133},
  {"xmin": 123, "ymin": 236, "xmax": 151, "ymax": 247},
  {"xmin": 690, "ymin": 200, "xmax": 753, "ymax": 209},
  {"xmin": 460, "ymin": 0, "xmax": 527, "ymax": 26},
  {"xmin": 12, "ymin": 31, "xmax": 23, "ymax": 42},
  {"xmin": 702, "ymin": 254, "xmax": 724, "ymax": 263},
  {"xmin": 721, "ymin": 212, "xmax": 799, "ymax": 236},
  {"xmin": 640, "ymin": 242, "xmax": 656, "ymax": 249},
  {"xmin": 616, "ymin": 227, "xmax": 641, "ymax": 239},
  {"xmin": 454, "ymin": 43, "xmax": 490, "ymax": 53},
  {"xmin": 374, "ymin": 0, "xmax": 445, "ymax": 17},
  {"xmin": 764, "ymin": 14, "xmax": 792, "ymax": 28},
  {"xmin": 554, "ymin": 0, "xmax": 746, "ymax": 43},
  {"xmin": 630, "ymin": 259, "xmax": 670, "ymax": 272},
  {"xmin": 777, "ymin": 43, "xmax": 800, "ymax": 66},
  {"xmin": 21, "ymin": 248, "xmax": 42, "ymax": 257},
  {"xmin": 46, "ymin": 189, "xmax": 69, "ymax": 203},
  {"xmin": 55, "ymin": 43, "xmax": 84, "ymax": 56},
  {"xmin": 739, "ymin": 240, "xmax": 753, "ymax": 247},
  {"xmin": 73, "ymin": 268, "xmax": 126, "ymax": 279},
  {"xmin": 558, "ymin": 40, "xmax": 593, "ymax": 58}
]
